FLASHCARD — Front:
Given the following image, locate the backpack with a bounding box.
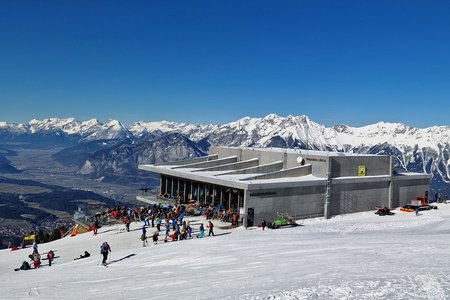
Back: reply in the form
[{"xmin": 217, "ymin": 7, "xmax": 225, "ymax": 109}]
[{"xmin": 100, "ymin": 243, "xmax": 109, "ymax": 253}]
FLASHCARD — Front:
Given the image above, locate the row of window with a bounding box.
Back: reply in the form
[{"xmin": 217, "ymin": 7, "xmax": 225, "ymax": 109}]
[{"xmin": 160, "ymin": 175, "xmax": 244, "ymax": 211}]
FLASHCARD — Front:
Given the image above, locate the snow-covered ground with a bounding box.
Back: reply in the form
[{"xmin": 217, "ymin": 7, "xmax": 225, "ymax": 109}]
[{"xmin": 2, "ymin": 205, "xmax": 450, "ymax": 299}]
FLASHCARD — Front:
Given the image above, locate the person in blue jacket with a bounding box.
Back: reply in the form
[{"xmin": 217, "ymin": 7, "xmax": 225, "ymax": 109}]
[
  {"xmin": 198, "ymin": 223, "xmax": 205, "ymax": 238},
  {"xmin": 100, "ymin": 242, "xmax": 111, "ymax": 265}
]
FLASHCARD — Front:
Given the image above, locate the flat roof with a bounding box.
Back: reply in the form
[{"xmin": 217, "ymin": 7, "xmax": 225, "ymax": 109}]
[
  {"xmin": 139, "ymin": 164, "xmax": 326, "ymax": 190},
  {"xmin": 139, "ymin": 146, "xmax": 429, "ymax": 190},
  {"xmin": 216, "ymin": 146, "xmax": 382, "ymax": 157}
]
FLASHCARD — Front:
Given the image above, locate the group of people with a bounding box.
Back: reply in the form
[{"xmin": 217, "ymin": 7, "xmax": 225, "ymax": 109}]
[
  {"xmin": 17, "ymin": 242, "xmax": 55, "ymax": 271},
  {"xmin": 140, "ymin": 217, "xmax": 216, "ymax": 247},
  {"xmin": 16, "ymin": 202, "xmax": 224, "ymax": 271},
  {"xmin": 89, "ymin": 203, "xmax": 220, "ymax": 245},
  {"xmin": 17, "ymin": 243, "xmax": 93, "ymax": 271}
]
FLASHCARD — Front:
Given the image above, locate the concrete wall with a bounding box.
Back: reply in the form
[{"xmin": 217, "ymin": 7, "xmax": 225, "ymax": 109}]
[
  {"xmin": 161, "ymin": 154, "xmax": 218, "ymax": 166},
  {"xmin": 392, "ymin": 178, "xmax": 430, "ymax": 208},
  {"xmin": 211, "ymin": 147, "xmax": 243, "ymax": 160},
  {"xmin": 241, "ymin": 148, "xmax": 286, "ymax": 166},
  {"xmin": 220, "ymin": 161, "xmax": 283, "ymax": 175},
  {"xmin": 329, "ymin": 181, "xmax": 390, "ymax": 216},
  {"xmin": 173, "ymin": 156, "xmax": 237, "ymax": 169},
  {"xmin": 193, "ymin": 158, "xmax": 259, "ymax": 172},
  {"xmin": 246, "ymin": 185, "xmax": 325, "ymax": 225},
  {"xmin": 301, "ymin": 155, "xmax": 329, "ymax": 177},
  {"xmin": 330, "ymin": 156, "xmax": 390, "ymax": 178},
  {"xmin": 210, "ymin": 147, "xmax": 330, "ymax": 177},
  {"xmin": 241, "ymin": 165, "xmax": 312, "ymax": 181}
]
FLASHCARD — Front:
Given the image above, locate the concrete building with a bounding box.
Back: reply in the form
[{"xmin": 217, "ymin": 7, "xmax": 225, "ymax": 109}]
[{"xmin": 138, "ymin": 146, "xmax": 430, "ymax": 227}]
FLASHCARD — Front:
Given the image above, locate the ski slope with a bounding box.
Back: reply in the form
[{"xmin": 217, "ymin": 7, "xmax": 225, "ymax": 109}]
[{"xmin": 2, "ymin": 205, "xmax": 450, "ymax": 299}]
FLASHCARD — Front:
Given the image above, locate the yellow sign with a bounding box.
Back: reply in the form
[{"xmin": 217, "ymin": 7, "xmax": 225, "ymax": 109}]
[
  {"xmin": 358, "ymin": 165, "xmax": 366, "ymax": 176},
  {"xmin": 24, "ymin": 234, "xmax": 35, "ymax": 241}
]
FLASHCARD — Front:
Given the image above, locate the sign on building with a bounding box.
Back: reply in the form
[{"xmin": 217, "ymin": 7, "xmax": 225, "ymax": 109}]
[{"xmin": 358, "ymin": 165, "xmax": 366, "ymax": 176}]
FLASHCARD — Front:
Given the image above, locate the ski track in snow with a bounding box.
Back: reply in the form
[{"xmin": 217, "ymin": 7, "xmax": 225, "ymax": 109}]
[{"xmin": 2, "ymin": 205, "xmax": 450, "ymax": 299}]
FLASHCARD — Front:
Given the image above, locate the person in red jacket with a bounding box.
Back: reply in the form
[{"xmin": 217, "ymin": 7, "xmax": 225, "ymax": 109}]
[
  {"xmin": 32, "ymin": 250, "xmax": 41, "ymax": 268},
  {"xmin": 47, "ymin": 250, "xmax": 55, "ymax": 266},
  {"xmin": 208, "ymin": 221, "xmax": 215, "ymax": 237}
]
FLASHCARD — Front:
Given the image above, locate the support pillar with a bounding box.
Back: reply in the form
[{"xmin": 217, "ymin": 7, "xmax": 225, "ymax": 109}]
[
  {"xmin": 183, "ymin": 180, "xmax": 186, "ymax": 203},
  {"xmin": 324, "ymin": 160, "xmax": 331, "ymax": 219},
  {"xmin": 165, "ymin": 176, "xmax": 168, "ymax": 194},
  {"xmin": 389, "ymin": 155, "xmax": 394, "ymax": 208}
]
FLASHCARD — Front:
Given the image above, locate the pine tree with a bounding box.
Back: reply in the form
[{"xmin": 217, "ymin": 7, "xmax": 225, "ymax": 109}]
[{"xmin": 36, "ymin": 229, "xmax": 45, "ymax": 243}]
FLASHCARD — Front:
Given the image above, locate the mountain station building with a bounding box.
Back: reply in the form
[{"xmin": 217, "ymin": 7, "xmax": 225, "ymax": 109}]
[{"xmin": 138, "ymin": 146, "xmax": 430, "ymax": 227}]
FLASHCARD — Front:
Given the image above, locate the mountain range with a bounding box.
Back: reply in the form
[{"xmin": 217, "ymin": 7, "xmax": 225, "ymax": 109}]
[{"xmin": 1, "ymin": 115, "xmax": 449, "ymax": 196}]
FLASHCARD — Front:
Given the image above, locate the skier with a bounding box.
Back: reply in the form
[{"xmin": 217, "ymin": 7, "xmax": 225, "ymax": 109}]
[
  {"xmin": 125, "ymin": 216, "xmax": 131, "ymax": 232},
  {"xmin": 187, "ymin": 225, "xmax": 192, "ymax": 239},
  {"xmin": 156, "ymin": 218, "xmax": 162, "ymax": 232},
  {"xmin": 141, "ymin": 225, "xmax": 148, "ymax": 247},
  {"xmin": 415, "ymin": 207, "xmax": 420, "ymax": 216},
  {"xmin": 232, "ymin": 214, "xmax": 238, "ymax": 226},
  {"xmin": 100, "ymin": 241, "xmax": 111, "ymax": 265},
  {"xmin": 76, "ymin": 251, "xmax": 91, "ymax": 259},
  {"xmin": 261, "ymin": 220, "xmax": 266, "ymax": 231},
  {"xmin": 46, "ymin": 250, "xmax": 55, "ymax": 266},
  {"xmin": 152, "ymin": 231, "xmax": 159, "ymax": 245},
  {"xmin": 198, "ymin": 223, "xmax": 205, "ymax": 238},
  {"xmin": 93, "ymin": 218, "xmax": 99, "ymax": 235},
  {"xmin": 208, "ymin": 221, "xmax": 215, "ymax": 237},
  {"xmin": 32, "ymin": 249, "xmax": 41, "ymax": 268},
  {"xmin": 15, "ymin": 260, "xmax": 31, "ymax": 271},
  {"xmin": 33, "ymin": 242, "xmax": 38, "ymax": 252}
]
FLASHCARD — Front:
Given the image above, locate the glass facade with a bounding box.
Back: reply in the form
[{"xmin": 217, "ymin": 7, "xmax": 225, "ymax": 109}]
[{"xmin": 159, "ymin": 174, "xmax": 244, "ymax": 211}]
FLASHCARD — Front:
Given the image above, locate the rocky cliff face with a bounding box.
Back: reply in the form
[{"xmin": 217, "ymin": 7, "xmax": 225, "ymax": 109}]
[{"xmin": 78, "ymin": 132, "xmax": 207, "ymax": 183}]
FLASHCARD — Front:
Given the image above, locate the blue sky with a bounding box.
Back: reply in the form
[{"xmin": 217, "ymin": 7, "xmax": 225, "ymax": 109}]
[{"xmin": 0, "ymin": 1, "xmax": 449, "ymax": 127}]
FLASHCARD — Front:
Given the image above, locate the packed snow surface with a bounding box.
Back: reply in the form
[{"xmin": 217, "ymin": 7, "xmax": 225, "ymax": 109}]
[{"xmin": 2, "ymin": 204, "xmax": 450, "ymax": 299}]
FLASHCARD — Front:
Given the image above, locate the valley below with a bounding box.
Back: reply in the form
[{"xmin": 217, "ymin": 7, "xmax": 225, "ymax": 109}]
[{"xmin": 0, "ymin": 147, "xmax": 145, "ymax": 249}]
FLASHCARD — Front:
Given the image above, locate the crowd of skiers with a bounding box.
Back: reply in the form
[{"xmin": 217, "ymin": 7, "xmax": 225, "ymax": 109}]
[
  {"xmin": 89, "ymin": 203, "xmax": 221, "ymax": 245},
  {"xmin": 16, "ymin": 203, "xmax": 223, "ymax": 271},
  {"xmin": 90, "ymin": 202, "xmax": 239, "ymax": 234}
]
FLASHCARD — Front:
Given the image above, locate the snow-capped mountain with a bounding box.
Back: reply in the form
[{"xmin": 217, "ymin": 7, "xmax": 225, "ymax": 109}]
[
  {"xmin": 116, "ymin": 114, "xmax": 450, "ymax": 194},
  {"xmin": 0, "ymin": 118, "xmax": 132, "ymax": 144},
  {"xmin": 129, "ymin": 115, "xmax": 450, "ymax": 184},
  {"xmin": 128, "ymin": 120, "xmax": 217, "ymax": 141},
  {"xmin": 1, "ymin": 115, "xmax": 449, "ymax": 194}
]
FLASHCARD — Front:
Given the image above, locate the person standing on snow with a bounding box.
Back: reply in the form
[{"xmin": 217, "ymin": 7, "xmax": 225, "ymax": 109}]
[
  {"xmin": 100, "ymin": 242, "xmax": 111, "ymax": 265},
  {"xmin": 93, "ymin": 217, "xmax": 99, "ymax": 235},
  {"xmin": 47, "ymin": 250, "xmax": 55, "ymax": 266},
  {"xmin": 32, "ymin": 249, "xmax": 41, "ymax": 268},
  {"xmin": 261, "ymin": 220, "xmax": 267, "ymax": 230},
  {"xmin": 198, "ymin": 223, "xmax": 205, "ymax": 238},
  {"xmin": 208, "ymin": 221, "xmax": 215, "ymax": 237},
  {"xmin": 125, "ymin": 216, "xmax": 131, "ymax": 232},
  {"xmin": 141, "ymin": 225, "xmax": 148, "ymax": 247}
]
